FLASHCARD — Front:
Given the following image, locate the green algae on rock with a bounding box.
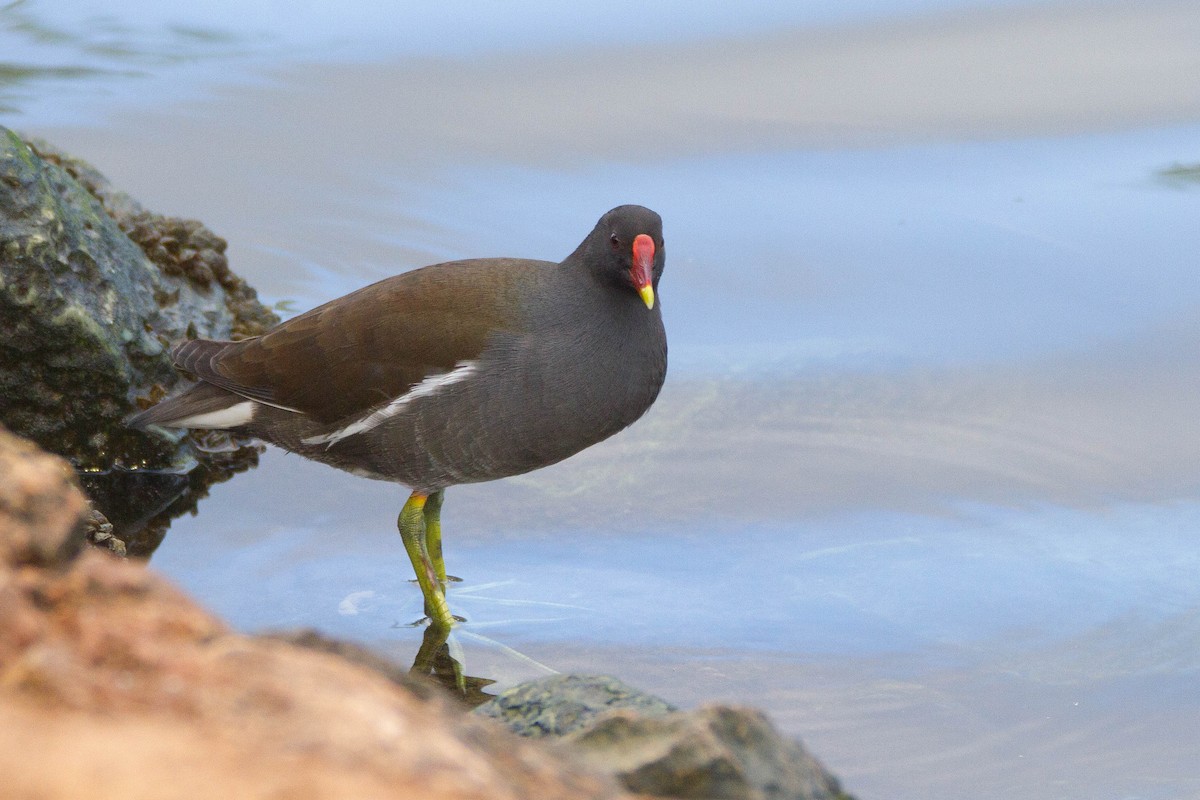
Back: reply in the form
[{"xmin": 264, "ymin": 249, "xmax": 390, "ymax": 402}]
[
  {"xmin": 0, "ymin": 127, "xmax": 280, "ymax": 556},
  {"xmin": 0, "ymin": 126, "xmax": 276, "ymax": 471}
]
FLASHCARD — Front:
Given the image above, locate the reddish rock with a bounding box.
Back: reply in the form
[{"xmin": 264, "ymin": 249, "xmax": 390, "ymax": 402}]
[
  {"xmin": 0, "ymin": 426, "xmax": 88, "ymax": 568},
  {"xmin": 0, "ymin": 426, "xmax": 630, "ymax": 800}
]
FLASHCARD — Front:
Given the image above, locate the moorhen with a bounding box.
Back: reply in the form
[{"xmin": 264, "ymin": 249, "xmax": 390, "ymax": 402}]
[{"xmin": 130, "ymin": 205, "xmax": 667, "ymax": 629}]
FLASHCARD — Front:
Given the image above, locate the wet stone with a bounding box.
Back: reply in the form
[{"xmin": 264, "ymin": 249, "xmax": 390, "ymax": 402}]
[
  {"xmin": 82, "ymin": 507, "xmax": 125, "ymax": 557},
  {"xmin": 0, "ymin": 127, "xmax": 277, "ymax": 556},
  {"xmin": 564, "ymin": 706, "xmax": 854, "ymax": 800},
  {"xmin": 476, "ymin": 675, "xmax": 854, "ymax": 800},
  {"xmin": 0, "ymin": 126, "xmax": 278, "ymax": 472},
  {"xmin": 475, "ymin": 674, "xmax": 677, "ymax": 738}
]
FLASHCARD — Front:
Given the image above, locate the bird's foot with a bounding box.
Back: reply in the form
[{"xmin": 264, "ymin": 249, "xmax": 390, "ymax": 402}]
[
  {"xmin": 400, "ymin": 613, "xmax": 467, "ymax": 629},
  {"xmin": 408, "ymin": 575, "xmax": 463, "ymax": 585}
]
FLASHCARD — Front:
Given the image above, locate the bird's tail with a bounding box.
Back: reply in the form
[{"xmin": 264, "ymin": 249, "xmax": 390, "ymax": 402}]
[{"xmin": 127, "ymin": 381, "xmax": 254, "ymax": 431}]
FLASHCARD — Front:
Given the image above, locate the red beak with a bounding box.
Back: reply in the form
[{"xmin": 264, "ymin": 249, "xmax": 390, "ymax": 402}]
[{"xmin": 631, "ymin": 234, "xmax": 656, "ymax": 309}]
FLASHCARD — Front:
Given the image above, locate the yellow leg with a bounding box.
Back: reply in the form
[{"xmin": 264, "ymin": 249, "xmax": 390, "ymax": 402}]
[
  {"xmin": 398, "ymin": 491, "xmax": 453, "ymax": 629},
  {"xmin": 424, "ymin": 489, "xmax": 447, "ymax": 587}
]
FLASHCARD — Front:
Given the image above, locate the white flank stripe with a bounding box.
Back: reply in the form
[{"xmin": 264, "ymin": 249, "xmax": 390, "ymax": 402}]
[
  {"xmin": 302, "ymin": 361, "xmax": 478, "ymax": 447},
  {"xmin": 170, "ymin": 400, "xmax": 256, "ymax": 429}
]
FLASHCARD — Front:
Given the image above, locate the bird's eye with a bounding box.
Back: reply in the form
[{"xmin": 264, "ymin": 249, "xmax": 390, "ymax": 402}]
[{"xmin": 609, "ymin": 233, "xmax": 621, "ymax": 250}]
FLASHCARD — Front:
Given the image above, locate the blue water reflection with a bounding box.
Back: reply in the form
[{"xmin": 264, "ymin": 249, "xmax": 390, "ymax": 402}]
[
  {"xmin": 155, "ymin": 465, "xmax": 1200, "ymax": 670},
  {"xmin": 355, "ymin": 128, "xmax": 1200, "ymax": 372},
  {"xmin": 9, "ymin": 1, "xmax": 1200, "ymax": 796},
  {"xmin": 6, "ymin": 0, "xmax": 1058, "ymax": 61}
]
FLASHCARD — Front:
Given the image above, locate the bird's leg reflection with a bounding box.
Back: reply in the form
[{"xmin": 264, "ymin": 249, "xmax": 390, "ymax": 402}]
[{"xmin": 408, "ymin": 622, "xmax": 495, "ymax": 705}]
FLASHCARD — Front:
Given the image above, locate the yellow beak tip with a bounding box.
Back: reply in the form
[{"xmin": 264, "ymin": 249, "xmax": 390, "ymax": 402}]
[{"xmin": 638, "ymin": 285, "xmax": 656, "ymax": 309}]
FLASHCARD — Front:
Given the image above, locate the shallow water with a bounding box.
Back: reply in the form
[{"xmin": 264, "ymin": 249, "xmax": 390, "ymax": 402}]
[{"xmin": 6, "ymin": 2, "xmax": 1200, "ymax": 798}]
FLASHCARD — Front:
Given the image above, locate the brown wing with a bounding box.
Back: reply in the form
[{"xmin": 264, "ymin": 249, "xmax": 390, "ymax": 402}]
[{"xmin": 174, "ymin": 258, "xmax": 543, "ymax": 424}]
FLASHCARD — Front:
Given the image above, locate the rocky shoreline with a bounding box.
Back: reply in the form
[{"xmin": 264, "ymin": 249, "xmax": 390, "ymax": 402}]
[{"xmin": 0, "ymin": 128, "xmax": 853, "ymax": 799}]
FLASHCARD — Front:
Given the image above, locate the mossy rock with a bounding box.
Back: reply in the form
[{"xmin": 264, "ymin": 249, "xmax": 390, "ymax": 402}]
[{"xmin": 0, "ymin": 126, "xmax": 277, "ymax": 471}]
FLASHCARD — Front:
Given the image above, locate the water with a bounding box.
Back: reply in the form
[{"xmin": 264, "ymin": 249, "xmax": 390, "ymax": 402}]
[{"xmin": 5, "ymin": 1, "xmax": 1200, "ymax": 798}]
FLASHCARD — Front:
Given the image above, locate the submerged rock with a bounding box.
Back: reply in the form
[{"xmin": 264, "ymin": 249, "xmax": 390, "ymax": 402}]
[
  {"xmin": 477, "ymin": 674, "xmax": 677, "ymax": 738},
  {"xmin": 564, "ymin": 705, "xmax": 852, "ymax": 800},
  {"xmin": 476, "ymin": 674, "xmax": 852, "ymax": 800}
]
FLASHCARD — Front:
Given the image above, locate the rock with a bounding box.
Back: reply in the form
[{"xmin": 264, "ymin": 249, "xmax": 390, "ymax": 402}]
[
  {"xmin": 476, "ymin": 673, "xmax": 678, "ymax": 737},
  {"xmin": 0, "ymin": 424, "xmax": 88, "ymax": 568},
  {"xmin": 1, "ymin": 128, "xmax": 276, "ymax": 556},
  {"xmin": 82, "ymin": 506, "xmax": 126, "ymax": 556},
  {"xmin": 29, "ymin": 138, "xmax": 277, "ymax": 340},
  {"xmin": 0, "ymin": 126, "xmax": 277, "ymax": 472},
  {"xmin": 476, "ymin": 675, "xmax": 853, "ymax": 800},
  {"xmin": 0, "ymin": 429, "xmax": 633, "ymax": 800},
  {"xmin": 565, "ymin": 706, "xmax": 852, "ymax": 800}
]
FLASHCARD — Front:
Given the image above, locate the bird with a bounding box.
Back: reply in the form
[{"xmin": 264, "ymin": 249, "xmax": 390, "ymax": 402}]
[{"xmin": 130, "ymin": 205, "xmax": 667, "ymax": 629}]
